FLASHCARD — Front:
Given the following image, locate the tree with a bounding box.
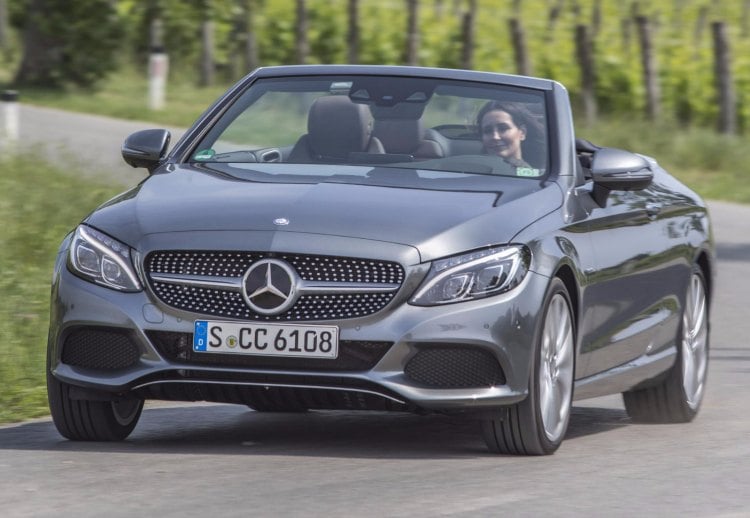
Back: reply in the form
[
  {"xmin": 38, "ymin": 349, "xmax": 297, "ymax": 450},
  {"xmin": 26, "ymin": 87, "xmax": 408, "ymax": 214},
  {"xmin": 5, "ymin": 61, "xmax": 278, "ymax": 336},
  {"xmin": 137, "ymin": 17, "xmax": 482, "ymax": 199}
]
[
  {"xmin": 13, "ymin": 0, "xmax": 123, "ymax": 88},
  {"xmin": 0, "ymin": 0, "xmax": 8, "ymax": 51},
  {"xmin": 460, "ymin": 0, "xmax": 477, "ymax": 69},
  {"xmin": 198, "ymin": 0, "xmax": 214, "ymax": 86},
  {"xmin": 347, "ymin": 0, "xmax": 359, "ymax": 64},
  {"xmin": 295, "ymin": 0, "xmax": 308, "ymax": 64},
  {"xmin": 243, "ymin": 0, "xmax": 259, "ymax": 72},
  {"xmin": 405, "ymin": 0, "xmax": 419, "ymax": 65}
]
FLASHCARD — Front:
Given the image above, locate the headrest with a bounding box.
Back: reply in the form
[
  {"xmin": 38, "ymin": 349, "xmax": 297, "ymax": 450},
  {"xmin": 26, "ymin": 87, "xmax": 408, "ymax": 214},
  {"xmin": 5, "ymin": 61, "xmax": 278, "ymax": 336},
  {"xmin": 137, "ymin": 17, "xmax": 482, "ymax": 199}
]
[
  {"xmin": 373, "ymin": 119, "xmax": 423, "ymax": 154},
  {"xmin": 308, "ymin": 96, "xmax": 374, "ymax": 159}
]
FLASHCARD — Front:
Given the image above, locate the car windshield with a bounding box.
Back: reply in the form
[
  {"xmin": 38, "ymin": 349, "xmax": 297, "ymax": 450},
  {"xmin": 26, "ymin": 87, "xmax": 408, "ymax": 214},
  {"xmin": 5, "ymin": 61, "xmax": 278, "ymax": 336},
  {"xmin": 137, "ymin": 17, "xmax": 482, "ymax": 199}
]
[{"xmin": 189, "ymin": 75, "xmax": 549, "ymax": 181}]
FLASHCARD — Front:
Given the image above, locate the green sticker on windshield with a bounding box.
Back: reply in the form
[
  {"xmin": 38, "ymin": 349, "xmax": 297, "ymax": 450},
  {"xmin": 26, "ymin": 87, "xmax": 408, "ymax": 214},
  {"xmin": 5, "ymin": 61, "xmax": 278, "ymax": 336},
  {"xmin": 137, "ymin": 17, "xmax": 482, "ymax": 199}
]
[
  {"xmin": 516, "ymin": 167, "xmax": 542, "ymax": 177},
  {"xmin": 193, "ymin": 149, "xmax": 215, "ymax": 161}
]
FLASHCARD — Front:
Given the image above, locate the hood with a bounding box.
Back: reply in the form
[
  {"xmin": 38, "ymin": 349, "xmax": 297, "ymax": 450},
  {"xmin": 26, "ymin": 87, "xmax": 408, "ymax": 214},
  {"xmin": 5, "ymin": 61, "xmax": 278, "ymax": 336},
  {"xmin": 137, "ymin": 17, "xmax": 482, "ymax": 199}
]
[{"xmin": 85, "ymin": 165, "xmax": 562, "ymax": 262}]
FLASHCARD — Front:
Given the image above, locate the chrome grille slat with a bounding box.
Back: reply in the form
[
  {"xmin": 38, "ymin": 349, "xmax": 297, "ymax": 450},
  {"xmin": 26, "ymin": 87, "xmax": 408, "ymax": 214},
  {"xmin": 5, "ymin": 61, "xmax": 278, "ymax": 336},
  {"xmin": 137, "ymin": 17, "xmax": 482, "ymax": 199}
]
[
  {"xmin": 145, "ymin": 251, "xmax": 405, "ymax": 321},
  {"xmin": 150, "ymin": 273, "xmax": 243, "ymax": 291},
  {"xmin": 151, "ymin": 273, "xmax": 399, "ymax": 294}
]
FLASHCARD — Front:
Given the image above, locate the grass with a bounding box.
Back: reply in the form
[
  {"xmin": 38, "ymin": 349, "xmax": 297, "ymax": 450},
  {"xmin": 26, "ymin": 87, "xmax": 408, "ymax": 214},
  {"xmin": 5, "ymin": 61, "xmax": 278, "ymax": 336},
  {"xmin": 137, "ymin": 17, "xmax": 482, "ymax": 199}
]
[
  {"xmin": 577, "ymin": 117, "xmax": 750, "ymax": 204},
  {"xmin": 0, "ymin": 156, "xmax": 120, "ymax": 423}
]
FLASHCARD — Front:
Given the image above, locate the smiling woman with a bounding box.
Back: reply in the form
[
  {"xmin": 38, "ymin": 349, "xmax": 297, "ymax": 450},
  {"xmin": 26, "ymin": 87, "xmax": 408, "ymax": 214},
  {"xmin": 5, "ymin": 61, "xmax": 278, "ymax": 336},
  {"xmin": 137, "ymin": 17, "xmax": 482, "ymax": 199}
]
[{"xmin": 476, "ymin": 100, "xmax": 546, "ymax": 169}]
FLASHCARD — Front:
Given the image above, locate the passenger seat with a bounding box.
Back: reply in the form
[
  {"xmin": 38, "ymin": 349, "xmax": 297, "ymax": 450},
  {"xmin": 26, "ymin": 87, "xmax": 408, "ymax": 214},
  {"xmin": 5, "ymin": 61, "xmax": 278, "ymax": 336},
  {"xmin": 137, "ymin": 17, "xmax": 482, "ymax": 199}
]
[{"xmin": 373, "ymin": 119, "xmax": 444, "ymax": 160}]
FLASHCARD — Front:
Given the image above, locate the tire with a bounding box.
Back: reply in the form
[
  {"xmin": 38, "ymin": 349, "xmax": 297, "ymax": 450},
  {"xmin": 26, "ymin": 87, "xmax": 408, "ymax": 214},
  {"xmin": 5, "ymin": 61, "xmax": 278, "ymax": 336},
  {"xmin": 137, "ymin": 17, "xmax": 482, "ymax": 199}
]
[
  {"xmin": 47, "ymin": 370, "xmax": 143, "ymax": 441},
  {"xmin": 623, "ymin": 265, "xmax": 709, "ymax": 423},
  {"xmin": 481, "ymin": 277, "xmax": 575, "ymax": 455}
]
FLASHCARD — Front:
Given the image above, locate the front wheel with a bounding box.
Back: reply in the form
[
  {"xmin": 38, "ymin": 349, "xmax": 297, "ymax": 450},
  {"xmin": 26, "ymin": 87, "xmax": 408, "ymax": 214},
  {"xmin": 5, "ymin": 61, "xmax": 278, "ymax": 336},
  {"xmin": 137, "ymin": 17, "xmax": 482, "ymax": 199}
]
[
  {"xmin": 47, "ymin": 370, "xmax": 143, "ymax": 441},
  {"xmin": 481, "ymin": 277, "xmax": 575, "ymax": 455},
  {"xmin": 623, "ymin": 265, "xmax": 709, "ymax": 423}
]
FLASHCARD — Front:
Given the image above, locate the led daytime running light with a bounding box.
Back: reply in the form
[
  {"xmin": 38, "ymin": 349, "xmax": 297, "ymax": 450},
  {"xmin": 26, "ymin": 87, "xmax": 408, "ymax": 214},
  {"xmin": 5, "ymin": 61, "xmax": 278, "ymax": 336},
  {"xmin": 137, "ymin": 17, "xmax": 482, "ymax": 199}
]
[
  {"xmin": 411, "ymin": 245, "xmax": 528, "ymax": 306},
  {"xmin": 70, "ymin": 226, "xmax": 142, "ymax": 291}
]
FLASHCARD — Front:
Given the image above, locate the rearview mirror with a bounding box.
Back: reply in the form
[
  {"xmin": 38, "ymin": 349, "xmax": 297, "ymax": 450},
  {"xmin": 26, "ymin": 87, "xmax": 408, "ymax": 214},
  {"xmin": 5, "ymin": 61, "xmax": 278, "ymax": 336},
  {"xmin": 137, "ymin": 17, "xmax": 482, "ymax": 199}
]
[
  {"xmin": 122, "ymin": 129, "xmax": 171, "ymax": 171},
  {"xmin": 591, "ymin": 147, "xmax": 653, "ymax": 206}
]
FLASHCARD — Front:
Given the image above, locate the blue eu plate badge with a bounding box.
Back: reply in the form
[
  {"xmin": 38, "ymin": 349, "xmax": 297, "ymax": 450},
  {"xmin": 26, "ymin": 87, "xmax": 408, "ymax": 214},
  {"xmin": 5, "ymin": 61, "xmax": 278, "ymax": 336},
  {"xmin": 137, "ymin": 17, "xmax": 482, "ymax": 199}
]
[{"xmin": 194, "ymin": 321, "xmax": 208, "ymax": 351}]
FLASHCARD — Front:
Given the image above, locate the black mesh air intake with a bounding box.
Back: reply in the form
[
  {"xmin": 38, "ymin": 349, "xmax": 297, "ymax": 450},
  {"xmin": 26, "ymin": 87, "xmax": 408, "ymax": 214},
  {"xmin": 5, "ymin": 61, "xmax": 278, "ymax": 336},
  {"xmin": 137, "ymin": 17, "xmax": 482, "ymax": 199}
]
[
  {"xmin": 61, "ymin": 327, "xmax": 141, "ymax": 370},
  {"xmin": 405, "ymin": 346, "xmax": 505, "ymax": 388}
]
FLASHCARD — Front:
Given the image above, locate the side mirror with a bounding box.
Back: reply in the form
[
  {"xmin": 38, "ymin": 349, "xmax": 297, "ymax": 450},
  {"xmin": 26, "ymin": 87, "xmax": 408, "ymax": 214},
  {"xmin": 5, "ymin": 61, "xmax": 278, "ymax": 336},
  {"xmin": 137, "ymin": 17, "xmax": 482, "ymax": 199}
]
[
  {"xmin": 590, "ymin": 147, "xmax": 653, "ymax": 206},
  {"xmin": 122, "ymin": 129, "xmax": 171, "ymax": 171}
]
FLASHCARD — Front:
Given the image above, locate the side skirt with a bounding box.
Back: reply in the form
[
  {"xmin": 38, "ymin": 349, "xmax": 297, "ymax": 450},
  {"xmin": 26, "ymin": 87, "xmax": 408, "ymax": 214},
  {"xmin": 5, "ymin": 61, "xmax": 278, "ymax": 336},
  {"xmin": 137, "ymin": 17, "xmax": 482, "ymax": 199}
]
[{"xmin": 573, "ymin": 347, "xmax": 676, "ymax": 401}]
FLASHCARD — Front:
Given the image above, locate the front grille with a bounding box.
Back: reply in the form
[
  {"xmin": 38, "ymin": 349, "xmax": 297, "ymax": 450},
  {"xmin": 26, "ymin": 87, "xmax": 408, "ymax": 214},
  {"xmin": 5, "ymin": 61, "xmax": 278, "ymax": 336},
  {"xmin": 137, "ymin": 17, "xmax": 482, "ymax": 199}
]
[
  {"xmin": 405, "ymin": 346, "xmax": 506, "ymax": 388},
  {"xmin": 147, "ymin": 331, "xmax": 393, "ymax": 371},
  {"xmin": 148, "ymin": 251, "xmax": 403, "ymax": 283},
  {"xmin": 145, "ymin": 251, "xmax": 404, "ymax": 321},
  {"xmin": 61, "ymin": 327, "xmax": 140, "ymax": 370}
]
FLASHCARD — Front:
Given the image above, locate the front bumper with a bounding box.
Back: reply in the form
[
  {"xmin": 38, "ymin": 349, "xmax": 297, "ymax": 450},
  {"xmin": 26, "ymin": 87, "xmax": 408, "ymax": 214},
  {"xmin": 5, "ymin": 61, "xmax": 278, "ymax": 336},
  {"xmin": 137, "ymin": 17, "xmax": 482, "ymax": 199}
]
[{"xmin": 49, "ymin": 258, "xmax": 550, "ymax": 412}]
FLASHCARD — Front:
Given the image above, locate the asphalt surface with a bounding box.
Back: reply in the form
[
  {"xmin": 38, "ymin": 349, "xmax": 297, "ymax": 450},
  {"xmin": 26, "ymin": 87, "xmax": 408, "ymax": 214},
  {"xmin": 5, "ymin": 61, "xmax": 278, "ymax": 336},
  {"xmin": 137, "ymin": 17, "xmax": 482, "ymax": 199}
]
[
  {"xmin": 7, "ymin": 104, "xmax": 186, "ymax": 186},
  {"xmin": 1, "ymin": 106, "xmax": 749, "ymax": 517}
]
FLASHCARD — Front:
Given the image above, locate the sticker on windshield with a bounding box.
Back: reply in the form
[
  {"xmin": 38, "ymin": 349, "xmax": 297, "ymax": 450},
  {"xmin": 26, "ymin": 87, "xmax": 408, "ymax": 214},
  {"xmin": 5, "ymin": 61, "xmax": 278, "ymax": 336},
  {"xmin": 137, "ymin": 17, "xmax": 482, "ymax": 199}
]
[
  {"xmin": 516, "ymin": 167, "xmax": 542, "ymax": 177},
  {"xmin": 193, "ymin": 149, "xmax": 215, "ymax": 161}
]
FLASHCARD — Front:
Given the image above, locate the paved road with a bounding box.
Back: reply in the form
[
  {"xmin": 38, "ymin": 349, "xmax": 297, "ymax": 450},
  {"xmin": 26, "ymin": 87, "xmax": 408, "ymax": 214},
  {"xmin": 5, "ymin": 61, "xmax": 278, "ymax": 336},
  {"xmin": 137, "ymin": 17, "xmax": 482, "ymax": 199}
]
[
  {"xmin": 9, "ymin": 104, "xmax": 186, "ymax": 186},
  {"xmin": 1, "ymin": 107, "xmax": 749, "ymax": 516}
]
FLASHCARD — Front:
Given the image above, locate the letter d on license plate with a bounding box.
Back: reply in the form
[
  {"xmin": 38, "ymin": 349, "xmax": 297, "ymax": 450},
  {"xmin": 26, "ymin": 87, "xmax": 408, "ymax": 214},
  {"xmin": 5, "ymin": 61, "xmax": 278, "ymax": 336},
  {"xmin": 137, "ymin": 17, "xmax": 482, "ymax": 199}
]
[{"xmin": 194, "ymin": 320, "xmax": 338, "ymax": 359}]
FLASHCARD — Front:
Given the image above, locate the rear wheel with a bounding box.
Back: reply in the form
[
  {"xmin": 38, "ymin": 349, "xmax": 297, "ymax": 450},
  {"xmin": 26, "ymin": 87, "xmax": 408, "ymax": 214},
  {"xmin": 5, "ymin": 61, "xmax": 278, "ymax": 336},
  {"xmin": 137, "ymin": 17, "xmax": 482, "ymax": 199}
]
[
  {"xmin": 47, "ymin": 370, "xmax": 143, "ymax": 441},
  {"xmin": 481, "ymin": 278, "xmax": 575, "ymax": 455},
  {"xmin": 623, "ymin": 266, "xmax": 709, "ymax": 423}
]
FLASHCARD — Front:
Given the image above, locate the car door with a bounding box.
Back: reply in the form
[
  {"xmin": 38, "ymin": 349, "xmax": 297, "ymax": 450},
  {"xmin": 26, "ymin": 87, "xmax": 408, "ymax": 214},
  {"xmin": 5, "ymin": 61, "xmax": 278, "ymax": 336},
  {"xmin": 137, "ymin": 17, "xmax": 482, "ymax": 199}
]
[{"xmin": 577, "ymin": 182, "xmax": 686, "ymax": 378}]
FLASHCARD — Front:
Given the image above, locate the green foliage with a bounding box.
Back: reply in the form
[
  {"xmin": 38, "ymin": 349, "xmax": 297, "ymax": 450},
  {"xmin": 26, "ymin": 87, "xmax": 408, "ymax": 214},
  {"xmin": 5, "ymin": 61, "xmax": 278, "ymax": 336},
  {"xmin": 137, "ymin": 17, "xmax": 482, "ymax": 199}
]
[
  {"xmin": 308, "ymin": 2, "xmax": 346, "ymax": 64},
  {"xmin": 257, "ymin": 0, "xmax": 296, "ymax": 65},
  {"xmin": 119, "ymin": 0, "xmax": 241, "ymax": 73},
  {"xmin": 5, "ymin": 0, "xmax": 750, "ymax": 131},
  {"xmin": 12, "ymin": 0, "xmax": 124, "ymax": 88},
  {"xmin": 356, "ymin": 2, "xmax": 405, "ymax": 65},
  {"xmin": 0, "ymin": 156, "xmax": 120, "ymax": 423},
  {"xmin": 578, "ymin": 115, "xmax": 750, "ymax": 202}
]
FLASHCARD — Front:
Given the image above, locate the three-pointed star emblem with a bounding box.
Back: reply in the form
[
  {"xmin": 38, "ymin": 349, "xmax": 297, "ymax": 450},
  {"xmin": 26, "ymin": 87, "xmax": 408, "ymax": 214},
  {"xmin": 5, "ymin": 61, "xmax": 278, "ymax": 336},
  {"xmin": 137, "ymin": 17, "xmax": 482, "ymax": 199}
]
[{"xmin": 241, "ymin": 259, "xmax": 299, "ymax": 315}]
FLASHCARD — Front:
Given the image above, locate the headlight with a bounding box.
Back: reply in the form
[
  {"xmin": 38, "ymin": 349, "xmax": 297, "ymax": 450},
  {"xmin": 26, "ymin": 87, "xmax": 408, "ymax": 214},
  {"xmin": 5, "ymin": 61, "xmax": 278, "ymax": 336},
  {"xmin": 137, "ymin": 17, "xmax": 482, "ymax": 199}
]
[
  {"xmin": 410, "ymin": 245, "xmax": 529, "ymax": 306},
  {"xmin": 68, "ymin": 225, "xmax": 142, "ymax": 291}
]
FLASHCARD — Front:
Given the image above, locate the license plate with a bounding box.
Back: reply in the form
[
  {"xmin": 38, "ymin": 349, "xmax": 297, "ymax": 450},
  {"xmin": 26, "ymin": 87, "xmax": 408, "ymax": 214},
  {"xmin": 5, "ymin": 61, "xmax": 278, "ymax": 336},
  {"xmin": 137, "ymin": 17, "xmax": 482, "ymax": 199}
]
[{"xmin": 193, "ymin": 320, "xmax": 339, "ymax": 359}]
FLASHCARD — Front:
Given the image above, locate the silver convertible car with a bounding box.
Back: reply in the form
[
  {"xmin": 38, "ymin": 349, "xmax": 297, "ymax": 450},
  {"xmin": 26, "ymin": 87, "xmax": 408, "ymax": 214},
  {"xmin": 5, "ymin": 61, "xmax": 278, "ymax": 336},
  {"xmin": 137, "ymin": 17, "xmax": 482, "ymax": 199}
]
[{"xmin": 47, "ymin": 65, "xmax": 713, "ymax": 455}]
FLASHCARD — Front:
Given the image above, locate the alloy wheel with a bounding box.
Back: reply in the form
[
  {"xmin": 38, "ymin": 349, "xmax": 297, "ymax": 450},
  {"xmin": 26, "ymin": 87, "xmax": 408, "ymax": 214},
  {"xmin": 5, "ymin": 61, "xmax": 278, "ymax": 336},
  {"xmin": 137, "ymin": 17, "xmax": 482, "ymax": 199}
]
[
  {"xmin": 682, "ymin": 273, "xmax": 708, "ymax": 410},
  {"xmin": 538, "ymin": 293, "xmax": 574, "ymax": 443}
]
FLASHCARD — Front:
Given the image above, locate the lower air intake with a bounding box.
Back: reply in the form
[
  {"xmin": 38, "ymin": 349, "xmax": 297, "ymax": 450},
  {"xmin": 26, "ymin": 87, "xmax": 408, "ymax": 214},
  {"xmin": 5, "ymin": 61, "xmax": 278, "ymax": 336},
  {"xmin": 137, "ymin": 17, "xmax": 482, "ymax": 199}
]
[
  {"xmin": 405, "ymin": 346, "xmax": 505, "ymax": 388},
  {"xmin": 61, "ymin": 327, "xmax": 140, "ymax": 370}
]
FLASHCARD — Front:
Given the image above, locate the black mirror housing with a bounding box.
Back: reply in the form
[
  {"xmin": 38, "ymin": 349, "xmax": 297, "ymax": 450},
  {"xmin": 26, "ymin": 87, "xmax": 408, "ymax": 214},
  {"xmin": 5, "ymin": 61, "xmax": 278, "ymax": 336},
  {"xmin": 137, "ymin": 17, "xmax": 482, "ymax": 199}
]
[
  {"xmin": 122, "ymin": 129, "xmax": 171, "ymax": 171},
  {"xmin": 590, "ymin": 147, "xmax": 654, "ymax": 206}
]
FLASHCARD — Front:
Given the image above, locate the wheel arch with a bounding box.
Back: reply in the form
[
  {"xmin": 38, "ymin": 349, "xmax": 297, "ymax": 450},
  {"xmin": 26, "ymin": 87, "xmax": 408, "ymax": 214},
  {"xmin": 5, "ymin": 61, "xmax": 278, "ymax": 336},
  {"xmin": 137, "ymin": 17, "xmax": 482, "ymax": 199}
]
[
  {"xmin": 553, "ymin": 264, "xmax": 579, "ymax": 337},
  {"xmin": 695, "ymin": 250, "xmax": 713, "ymax": 306}
]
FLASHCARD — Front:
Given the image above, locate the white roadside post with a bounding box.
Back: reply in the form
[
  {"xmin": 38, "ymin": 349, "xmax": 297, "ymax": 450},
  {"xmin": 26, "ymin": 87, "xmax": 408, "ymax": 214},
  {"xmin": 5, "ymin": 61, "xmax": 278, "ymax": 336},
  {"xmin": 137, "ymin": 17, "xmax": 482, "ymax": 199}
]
[
  {"xmin": 1, "ymin": 90, "xmax": 19, "ymax": 148},
  {"xmin": 148, "ymin": 47, "xmax": 169, "ymax": 111}
]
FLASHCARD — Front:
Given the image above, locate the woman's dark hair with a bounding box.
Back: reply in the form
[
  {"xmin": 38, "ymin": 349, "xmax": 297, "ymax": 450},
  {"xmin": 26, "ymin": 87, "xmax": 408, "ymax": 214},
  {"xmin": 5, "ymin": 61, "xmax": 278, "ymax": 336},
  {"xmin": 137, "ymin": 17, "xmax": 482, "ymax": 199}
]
[{"xmin": 476, "ymin": 101, "xmax": 546, "ymax": 167}]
